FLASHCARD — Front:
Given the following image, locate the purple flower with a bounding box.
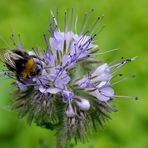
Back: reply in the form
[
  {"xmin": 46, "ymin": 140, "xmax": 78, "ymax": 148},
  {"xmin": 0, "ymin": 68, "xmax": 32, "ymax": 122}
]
[
  {"xmin": 76, "ymin": 63, "xmax": 113, "ymax": 102},
  {"xmin": 91, "ymin": 63, "xmax": 111, "ymax": 82},
  {"xmin": 1, "ymin": 9, "xmax": 137, "ymax": 144},
  {"xmin": 48, "ymin": 66, "xmax": 70, "ymax": 89},
  {"xmin": 62, "ymin": 90, "xmax": 74, "ymax": 102},
  {"xmin": 90, "ymin": 83, "xmax": 114, "ymax": 102}
]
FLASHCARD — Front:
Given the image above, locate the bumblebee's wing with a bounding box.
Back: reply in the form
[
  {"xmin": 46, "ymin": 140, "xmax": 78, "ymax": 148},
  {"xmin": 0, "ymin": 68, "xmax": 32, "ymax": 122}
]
[{"xmin": 3, "ymin": 50, "xmax": 24, "ymax": 70}]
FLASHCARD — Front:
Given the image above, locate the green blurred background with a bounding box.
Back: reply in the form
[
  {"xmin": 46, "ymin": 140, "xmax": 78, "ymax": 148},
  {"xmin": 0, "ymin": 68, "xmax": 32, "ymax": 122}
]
[{"xmin": 0, "ymin": 0, "xmax": 148, "ymax": 147}]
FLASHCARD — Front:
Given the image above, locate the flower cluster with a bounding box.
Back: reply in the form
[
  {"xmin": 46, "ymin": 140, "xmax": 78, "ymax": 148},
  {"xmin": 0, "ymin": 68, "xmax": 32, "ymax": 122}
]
[{"xmin": 1, "ymin": 10, "xmax": 137, "ymax": 143}]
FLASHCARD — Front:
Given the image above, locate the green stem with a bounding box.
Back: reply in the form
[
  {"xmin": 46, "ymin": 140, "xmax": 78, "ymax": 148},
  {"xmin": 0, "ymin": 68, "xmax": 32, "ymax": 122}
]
[{"xmin": 56, "ymin": 135, "xmax": 64, "ymax": 148}]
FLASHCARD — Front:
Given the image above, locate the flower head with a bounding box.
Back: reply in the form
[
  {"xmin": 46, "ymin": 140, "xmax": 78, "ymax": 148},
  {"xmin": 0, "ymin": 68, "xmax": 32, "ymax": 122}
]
[{"xmin": 1, "ymin": 9, "xmax": 137, "ymax": 144}]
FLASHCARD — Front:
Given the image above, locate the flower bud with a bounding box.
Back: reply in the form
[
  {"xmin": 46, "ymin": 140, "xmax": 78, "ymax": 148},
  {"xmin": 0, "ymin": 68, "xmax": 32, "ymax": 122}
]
[
  {"xmin": 65, "ymin": 103, "xmax": 75, "ymax": 117},
  {"xmin": 75, "ymin": 97, "xmax": 90, "ymax": 111}
]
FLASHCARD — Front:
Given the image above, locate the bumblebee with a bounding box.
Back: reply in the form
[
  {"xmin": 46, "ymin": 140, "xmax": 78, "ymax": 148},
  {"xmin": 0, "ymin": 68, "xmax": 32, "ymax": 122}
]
[{"xmin": 3, "ymin": 49, "xmax": 40, "ymax": 79}]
